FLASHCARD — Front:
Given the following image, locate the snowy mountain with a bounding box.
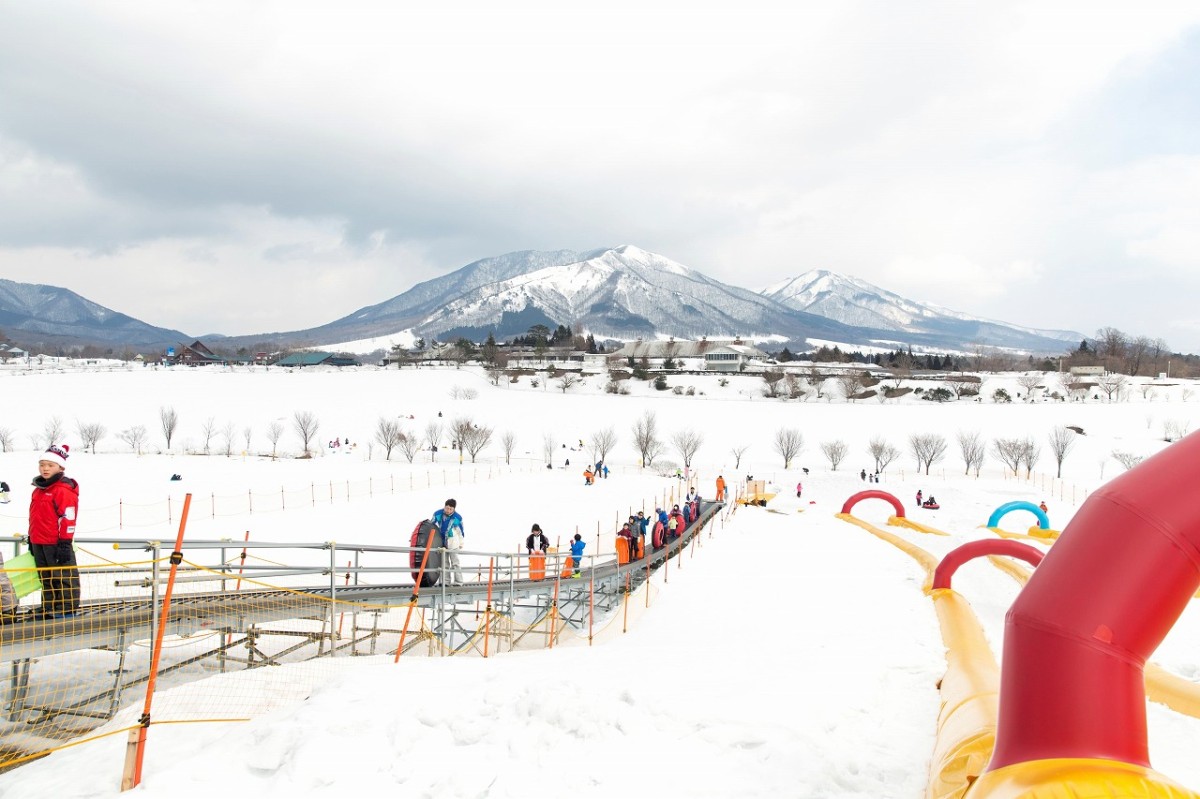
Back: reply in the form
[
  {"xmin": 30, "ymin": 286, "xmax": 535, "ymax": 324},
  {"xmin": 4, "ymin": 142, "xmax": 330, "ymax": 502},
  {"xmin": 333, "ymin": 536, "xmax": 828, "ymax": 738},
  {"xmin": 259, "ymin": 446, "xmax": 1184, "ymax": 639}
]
[
  {"xmin": 0, "ymin": 250, "xmax": 1085, "ymax": 355},
  {"xmin": 252, "ymin": 245, "xmax": 862, "ymax": 349},
  {"xmin": 762, "ymin": 270, "xmax": 1082, "ymax": 352},
  {"xmin": 0, "ymin": 278, "xmax": 185, "ymax": 350}
]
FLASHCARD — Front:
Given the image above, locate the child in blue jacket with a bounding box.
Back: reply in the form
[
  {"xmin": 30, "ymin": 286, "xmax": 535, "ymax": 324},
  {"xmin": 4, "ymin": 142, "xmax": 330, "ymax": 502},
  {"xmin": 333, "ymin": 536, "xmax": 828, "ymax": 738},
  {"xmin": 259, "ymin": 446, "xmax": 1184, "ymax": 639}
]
[{"xmin": 569, "ymin": 533, "xmax": 586, "ymax": 578}]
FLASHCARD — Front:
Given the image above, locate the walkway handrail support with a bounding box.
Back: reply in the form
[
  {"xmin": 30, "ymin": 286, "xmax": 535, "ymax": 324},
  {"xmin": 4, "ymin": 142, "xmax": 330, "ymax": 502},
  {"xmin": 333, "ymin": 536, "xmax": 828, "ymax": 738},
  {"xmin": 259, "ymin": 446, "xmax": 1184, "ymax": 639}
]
[{"xmin": 121, "ymin": 492, "xmax": 192, "ymax": 792}]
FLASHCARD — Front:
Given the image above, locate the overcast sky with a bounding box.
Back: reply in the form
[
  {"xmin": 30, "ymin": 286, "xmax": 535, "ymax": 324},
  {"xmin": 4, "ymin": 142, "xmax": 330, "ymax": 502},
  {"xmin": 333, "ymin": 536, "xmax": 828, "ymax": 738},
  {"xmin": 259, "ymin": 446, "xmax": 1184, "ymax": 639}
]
[{"xmin": 1, "ymin": 2, "xmax": 1199, "ymax": 350}]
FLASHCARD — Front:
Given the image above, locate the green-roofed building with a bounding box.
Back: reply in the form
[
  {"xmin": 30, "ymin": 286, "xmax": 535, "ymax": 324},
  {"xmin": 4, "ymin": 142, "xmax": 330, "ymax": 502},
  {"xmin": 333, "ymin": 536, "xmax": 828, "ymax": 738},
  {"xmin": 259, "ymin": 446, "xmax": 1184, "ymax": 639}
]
[{"xmin": 273, "ymin": 352, "xmax": 359, "ymax": 368}]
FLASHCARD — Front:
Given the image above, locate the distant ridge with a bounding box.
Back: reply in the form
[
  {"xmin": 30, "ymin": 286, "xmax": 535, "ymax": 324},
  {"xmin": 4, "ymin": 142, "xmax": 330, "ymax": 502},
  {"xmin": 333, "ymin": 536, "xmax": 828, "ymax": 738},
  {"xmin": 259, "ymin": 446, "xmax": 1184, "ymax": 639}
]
[
  {"xmin": 0, "ymin": 249, "xmax": 1085, "ymax": 356},
  {"xmin": 761, "ymin": 269, "xmax": 1080, "ymax": 352},
  {"xmin": 0, "ymin": 278, "xmax": 185, "ymax": 350}
]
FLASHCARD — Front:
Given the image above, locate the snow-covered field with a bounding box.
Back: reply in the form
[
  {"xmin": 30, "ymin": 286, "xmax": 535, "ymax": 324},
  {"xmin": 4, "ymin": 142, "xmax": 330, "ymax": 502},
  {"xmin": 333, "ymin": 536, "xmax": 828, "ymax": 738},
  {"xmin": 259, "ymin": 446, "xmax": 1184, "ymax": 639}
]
[{"xmin": 0, "ymin": 361, "xmax": 1198, "ymax": 798}]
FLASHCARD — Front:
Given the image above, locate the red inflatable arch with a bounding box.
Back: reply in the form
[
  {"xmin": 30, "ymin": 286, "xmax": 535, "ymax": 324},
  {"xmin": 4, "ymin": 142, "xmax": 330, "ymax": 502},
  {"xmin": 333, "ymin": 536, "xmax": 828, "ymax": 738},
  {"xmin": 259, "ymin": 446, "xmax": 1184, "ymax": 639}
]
[
  {"xmin": 932, "ymin": 539, "xmax": 1045, "ymax": 590},
  {"xmin": 840, "ymin": 490, "xmax": 906, "ymax": 518}
]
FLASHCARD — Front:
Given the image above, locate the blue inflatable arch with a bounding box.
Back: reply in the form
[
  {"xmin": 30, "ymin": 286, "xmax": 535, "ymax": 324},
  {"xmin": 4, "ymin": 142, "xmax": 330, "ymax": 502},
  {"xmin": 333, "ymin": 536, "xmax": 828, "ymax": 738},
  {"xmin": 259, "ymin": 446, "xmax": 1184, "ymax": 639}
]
[{"xmin": 987, "ymin": 500, "xmax": 1050, "ymax": 530}]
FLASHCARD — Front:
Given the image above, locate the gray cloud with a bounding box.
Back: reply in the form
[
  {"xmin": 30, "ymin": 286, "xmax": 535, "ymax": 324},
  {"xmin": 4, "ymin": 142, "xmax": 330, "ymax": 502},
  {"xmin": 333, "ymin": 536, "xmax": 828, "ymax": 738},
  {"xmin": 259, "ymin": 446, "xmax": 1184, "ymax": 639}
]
[{"xmin": 1, "ymin": 2, "xmax": 1199, "ymax": 349}]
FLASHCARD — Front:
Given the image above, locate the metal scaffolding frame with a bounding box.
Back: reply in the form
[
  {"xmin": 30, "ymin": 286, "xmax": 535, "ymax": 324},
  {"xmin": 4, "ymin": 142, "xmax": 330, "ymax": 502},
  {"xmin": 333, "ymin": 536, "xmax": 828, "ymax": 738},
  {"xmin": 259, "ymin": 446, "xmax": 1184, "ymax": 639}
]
[{"xmin": 0, "ymin": 502, "xmax": 722, "ymax": 739}]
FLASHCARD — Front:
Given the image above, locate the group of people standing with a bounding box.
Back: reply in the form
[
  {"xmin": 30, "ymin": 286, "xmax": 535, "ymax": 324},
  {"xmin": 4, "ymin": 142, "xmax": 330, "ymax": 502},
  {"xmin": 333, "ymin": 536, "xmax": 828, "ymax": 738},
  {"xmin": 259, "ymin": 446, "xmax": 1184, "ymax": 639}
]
[{"xmin": 525, "ymin": 523, "xmax": 586, "ymax": 577}]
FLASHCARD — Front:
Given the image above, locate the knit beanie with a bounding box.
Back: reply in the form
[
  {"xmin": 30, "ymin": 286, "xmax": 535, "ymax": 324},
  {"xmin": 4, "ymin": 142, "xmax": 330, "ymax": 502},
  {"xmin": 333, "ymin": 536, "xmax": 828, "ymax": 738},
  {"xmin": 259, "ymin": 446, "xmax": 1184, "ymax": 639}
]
[{"xmin": 42, "ymin": 443, "xmax": 70, "ymax": 469}]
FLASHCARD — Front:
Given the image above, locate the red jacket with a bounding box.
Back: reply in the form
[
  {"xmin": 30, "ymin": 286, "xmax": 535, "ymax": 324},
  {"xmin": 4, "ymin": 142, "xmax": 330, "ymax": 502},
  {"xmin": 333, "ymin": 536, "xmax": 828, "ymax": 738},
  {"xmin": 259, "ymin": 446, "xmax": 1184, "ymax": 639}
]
[{"xmin": 29, "ymin": 474, "xmax": 79, "ymax": 545}]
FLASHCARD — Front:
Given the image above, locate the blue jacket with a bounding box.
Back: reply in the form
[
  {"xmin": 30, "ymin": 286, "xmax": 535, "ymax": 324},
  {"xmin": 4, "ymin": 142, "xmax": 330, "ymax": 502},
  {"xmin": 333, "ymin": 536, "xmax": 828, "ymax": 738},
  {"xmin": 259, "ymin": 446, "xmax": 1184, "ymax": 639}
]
[
  {"xmin": 431, "ymin": 509, "xmax": 464, "ymax": 541},
  {"xmin": 570, "ymin": 539, "xmax": 586, "ymax": 563}
]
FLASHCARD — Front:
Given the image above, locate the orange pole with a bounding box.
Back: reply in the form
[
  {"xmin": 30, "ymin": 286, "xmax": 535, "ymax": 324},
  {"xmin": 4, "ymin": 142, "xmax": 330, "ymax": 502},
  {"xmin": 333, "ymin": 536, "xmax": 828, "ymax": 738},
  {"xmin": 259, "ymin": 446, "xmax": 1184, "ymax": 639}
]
[
  {"xmin": 121, "ymin": 493, "xmax": 193, "ymax": 792},
  {"xmin": 395, "ymin": 528, "xmax": 439, "ymax": 662},
  {"xmin": 483, "ymin": 558, "xmax": 494, "ymax": 658}
]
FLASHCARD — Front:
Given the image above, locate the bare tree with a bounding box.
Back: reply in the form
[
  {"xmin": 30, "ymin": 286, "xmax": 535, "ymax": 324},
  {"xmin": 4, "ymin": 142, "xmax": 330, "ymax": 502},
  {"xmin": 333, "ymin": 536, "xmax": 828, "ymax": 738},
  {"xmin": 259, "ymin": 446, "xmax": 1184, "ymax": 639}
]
[
  {"xmin": 449, "ymin": 417, "xmax": 476, "ymax": 460},
  {"xmin": 1015, "ymin": 373, "xmax": 1042, "ymax": 402},
  {"xmin": 375, "ymin": 417, "xmax": 403, "ymax": 460},
  {"xmin": 0, "ymin": 427, "xmax": 14, "ymax": 452},
  {"xmin": 1125, "ymin": 335, "xmax": 1151, "ymax": 377},
  {"xmin": 500, "ymin": 431, "xmax": 517, "ymax": 465},
  {"xmin": 76, "ymin": 421, "xmax": 106, "ymax": 454},
  {"xmin": 266, "ymin": 421, "xmax": 284, "ymax": 458},
  {"xmin": 200, "ymin": 416, "xmax": 217, "ymax": 454},
  {"xmin": 803, "ymin": 369, "xmax": 825, "ymax": 398},
  {"xmin": 908, "ymin": 433, "xmax": 948, "ymax": 475},
  {"xmin": 956, "ymin": 430, "xmax": 986, "ymax": 476},
  {"xmin": 542, "ymin": 432, "xmax": 557, "ymax": 467},
  {"xmin": 293, "ymin": 410, "xmax": 319, "ymax": 456},
  {"xmin": 1097, "ymin": 373, "xmax": 1128, "ymax": 401},
  {"xmin": 1055, "ymin": 371, "xmax": 1075, "ymax": 399},
  {"xmin": 398, "ymin": 429, "xmax": 422, "ymax": 460},
  {"xmin": 160, "ymin": 406, "xmax": 180, "ymax": 450},
  {"xmin": 671, "ymin": 428, "xmax": 704, "ymax": 468},
  {"xmin": 761, "ymin": 369, "xmax": 785, "ymax": 398},
  {"xmin": 243, "ymin": 425, "xmax": 253, "ymax": 453},
  {"xmin": 1095, "ymin": 326, "xmax": 1128, "ymax": 367},
  {"xmin": 867, "ymin": 436, "xmax": 901, "ymax": 473},
  {"xmin": 556, "ymin": 373, "xmax": 580, "ymax": 393},
  {"xmin": 836, "ymin": 372, "xmax": 867, "ymax": 402},
  {"xmin": 820, "ymin": 439, "xmax": 848, "ymax": 471},
  {"xmin": 1018, "ymin": 435, "xmax": 1041, "ymax": 478},
  {"xmin": 1047, "ymin": 426, "xmax": 1077, "ymax": 478},
  {"xmin": 461, "ymin": 423, "xmax": 494, "ymax": 463},
  {"xmin": 945, "ymin": 376, "xmax": 979, "ymax": 399},
  {"xmin": 992, "ymin": 437, "xmax": 1024, "ymax": 476},
  {"xmin": 1163, "ymin": 419, "xmax": 1191, "ymax": 442},
  {"xmin": 590, "ymin": 427, "xmax": 618, "ymax": 464},
  {"xmin": 1111, "ymin": 451, "xmax": 1144, "ymax": 471},
  {"xmin": 424, "ymin": 421, "xmax": 443, "ymax": 461},
  {"xmin": 632, "ymin": 411, "xmax": 664, "ymax": 468},
  {"xmin": 43, "ymin": 415, "xmax": 65, "ymax": 449},
  {"xmin": 730, "ymin": 445, "xmax": 749, "ymax": 469},
  {"xmin": 773, "ymin": 427, "xmax": 804, "ymax": 469},
  {"xmin": 222, "ymin": 420, "xmax": 236, "ymax": 456},
  {"xmin": 117, "ymin": 425, "xmax": 148, "ymax": 455}
]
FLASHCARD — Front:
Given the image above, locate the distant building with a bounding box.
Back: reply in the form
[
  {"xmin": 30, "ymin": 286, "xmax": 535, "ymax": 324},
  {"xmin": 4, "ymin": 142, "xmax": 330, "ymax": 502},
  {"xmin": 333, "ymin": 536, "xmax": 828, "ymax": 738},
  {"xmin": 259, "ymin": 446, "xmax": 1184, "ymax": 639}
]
[
  {"xmin": 1069, "ymin": 365, "xmax": 1105, "ymax": 377},
  {"xmin": 611, "ymin": 339, "xmax": 769, "ymax": 372},
  {"xmin": 0, "ymin": 344, "xmax": 28, "ymax": 361},
  {"xmin": 165, "ymin": 340, "xmax": 224, "ymax": 366},
  {"xmin": 273, "ymin": 351, "xmax": 359, "ymax": 368}
]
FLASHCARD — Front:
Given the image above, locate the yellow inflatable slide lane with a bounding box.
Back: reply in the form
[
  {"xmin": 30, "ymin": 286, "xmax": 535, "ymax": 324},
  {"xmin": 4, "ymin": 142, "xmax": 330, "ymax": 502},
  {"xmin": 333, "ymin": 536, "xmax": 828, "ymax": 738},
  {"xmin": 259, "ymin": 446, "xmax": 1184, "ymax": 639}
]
[
  {"xmin": 985, "ymin": 526, "xmax": 1059, "ymax": 544},
  {"xmin": 926, "ymin": 589, "xmax": 999, "ymax": 799},
  {"xmin": 837, "ymin": 501, "xmax": 1200, "ymax": 798},
  {"xmin": 835, "ymin": 513, "xmax": 939, "ymax": 590},
  {"xmin": 892, "ymin": 516, "xmax": 951, "ymax": 536},
  {"xmin": 927, "ymin": 588, "xmax": 1200, "ymax": 799},
  {"xmin": 964, "ymin": 758, "xmax": 1200, "ymax": 799}
]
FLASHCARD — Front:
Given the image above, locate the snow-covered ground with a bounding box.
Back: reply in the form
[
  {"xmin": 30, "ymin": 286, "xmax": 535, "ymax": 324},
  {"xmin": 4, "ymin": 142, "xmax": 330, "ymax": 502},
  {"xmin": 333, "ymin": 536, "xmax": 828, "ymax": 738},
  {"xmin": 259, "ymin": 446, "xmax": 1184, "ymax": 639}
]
[{"xmin": 0, "ymin": 362, "xmax": 1198, "ymax": 798}]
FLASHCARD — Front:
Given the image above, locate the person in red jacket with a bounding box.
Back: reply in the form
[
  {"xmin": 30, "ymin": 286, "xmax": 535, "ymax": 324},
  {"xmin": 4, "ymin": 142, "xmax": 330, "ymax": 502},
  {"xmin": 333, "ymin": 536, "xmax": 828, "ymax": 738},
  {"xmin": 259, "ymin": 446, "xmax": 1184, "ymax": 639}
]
[{"xmin": 29, "ymin": 443, "xmax": 80, "ymax": 618}]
